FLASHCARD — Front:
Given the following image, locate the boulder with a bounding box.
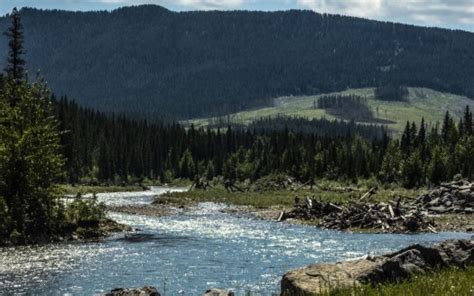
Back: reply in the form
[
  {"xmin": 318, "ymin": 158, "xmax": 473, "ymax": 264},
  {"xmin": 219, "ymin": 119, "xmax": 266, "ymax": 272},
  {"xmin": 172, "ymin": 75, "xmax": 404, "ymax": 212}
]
[
  {"xmin": 104, "ymin": 286, "xmax": 160, "ymax": 296},
  {"xmin": 203, "ymin": 288, "xmax": 234, "ymax": 296},
  {"xmin": 281, "ymin": 239, "xmax": 474, "ymax": 295}
]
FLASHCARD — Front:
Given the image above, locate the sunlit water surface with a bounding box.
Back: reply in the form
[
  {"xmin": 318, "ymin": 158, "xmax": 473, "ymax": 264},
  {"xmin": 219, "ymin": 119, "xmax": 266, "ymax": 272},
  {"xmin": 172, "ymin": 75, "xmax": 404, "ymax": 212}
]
[{"xmin": 0, "ymin": 187, "xmax": 471, "ymax": 295}]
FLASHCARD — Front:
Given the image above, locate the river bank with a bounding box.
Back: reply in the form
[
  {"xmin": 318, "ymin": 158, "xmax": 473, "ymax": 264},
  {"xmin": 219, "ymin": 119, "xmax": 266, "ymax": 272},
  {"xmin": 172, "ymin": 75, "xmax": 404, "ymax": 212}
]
[
  {"xmin": 1, "ymin": 186, "xmax": 472, "ymax": 295},
  {"xmin": 148, "ymin": 181, "xmax": 474, "ymax": 234},
  {"xmin": 281, "ymin": 238, "xmax": 474, "ymax": 296},
  {"xmin": 59, "ymin": 184, "xmax": 147, "ymax": 195}
]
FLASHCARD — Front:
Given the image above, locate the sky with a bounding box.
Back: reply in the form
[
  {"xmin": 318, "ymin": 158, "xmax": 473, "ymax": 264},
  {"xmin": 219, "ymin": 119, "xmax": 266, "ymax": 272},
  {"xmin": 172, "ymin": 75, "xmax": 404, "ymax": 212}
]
[{"xmin": 1, "ymin": 0, "xmax": 473, "ymax": 32}]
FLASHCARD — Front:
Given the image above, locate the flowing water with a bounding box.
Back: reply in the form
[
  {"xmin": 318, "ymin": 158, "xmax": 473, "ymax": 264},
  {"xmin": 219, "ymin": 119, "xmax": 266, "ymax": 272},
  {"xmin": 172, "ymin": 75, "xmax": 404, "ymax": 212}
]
[{"xmin": 0, "ymin": 187, "xmax": 471, "ymax": 296}]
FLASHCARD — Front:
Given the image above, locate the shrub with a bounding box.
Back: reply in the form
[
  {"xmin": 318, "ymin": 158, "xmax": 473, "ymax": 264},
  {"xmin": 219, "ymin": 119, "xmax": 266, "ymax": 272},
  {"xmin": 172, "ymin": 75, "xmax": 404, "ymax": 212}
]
[{"xmin": 65, "ymin": 193, "xmax": 106, "ymax": 224}]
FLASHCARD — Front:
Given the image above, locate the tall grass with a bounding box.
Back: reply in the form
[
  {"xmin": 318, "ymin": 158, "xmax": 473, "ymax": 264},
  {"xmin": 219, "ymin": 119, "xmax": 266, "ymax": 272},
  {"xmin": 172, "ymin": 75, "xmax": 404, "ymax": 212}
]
[{"xmin": 322, "ymin": 267, "xmax": 474, "ymax": 296}]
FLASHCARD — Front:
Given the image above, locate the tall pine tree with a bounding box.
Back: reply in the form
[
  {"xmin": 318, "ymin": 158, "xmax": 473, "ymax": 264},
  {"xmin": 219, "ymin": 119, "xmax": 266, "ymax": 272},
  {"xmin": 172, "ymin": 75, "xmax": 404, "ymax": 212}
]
[{"xmin": 0, "ymin": 9, "xmax": 65, "ymax": 244}]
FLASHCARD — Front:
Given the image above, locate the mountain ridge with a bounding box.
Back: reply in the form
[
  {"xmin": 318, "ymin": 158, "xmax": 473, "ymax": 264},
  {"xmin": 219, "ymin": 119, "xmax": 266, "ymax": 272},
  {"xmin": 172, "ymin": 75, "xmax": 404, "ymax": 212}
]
[{"xmin": 1, "ymin": 5, "xmax": 473, "ymax": 120}]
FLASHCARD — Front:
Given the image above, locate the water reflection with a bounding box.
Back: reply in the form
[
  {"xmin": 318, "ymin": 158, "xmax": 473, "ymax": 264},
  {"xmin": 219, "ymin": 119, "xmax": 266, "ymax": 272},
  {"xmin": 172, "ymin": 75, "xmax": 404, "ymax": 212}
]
[{"xmin": 0, "ymin": 188, "xmax": 471, "ymax": 295}]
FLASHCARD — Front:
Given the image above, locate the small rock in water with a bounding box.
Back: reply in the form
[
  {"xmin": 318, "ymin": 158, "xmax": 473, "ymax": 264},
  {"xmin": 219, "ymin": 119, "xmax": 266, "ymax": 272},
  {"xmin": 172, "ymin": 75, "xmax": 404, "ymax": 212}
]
[
  {"xmin": 203, "ymin": 288, "xmax": 235, "ymax": 296},
  {"xmin": 104, "ymin": 286, "xmax": 160, "ymax": 296}
]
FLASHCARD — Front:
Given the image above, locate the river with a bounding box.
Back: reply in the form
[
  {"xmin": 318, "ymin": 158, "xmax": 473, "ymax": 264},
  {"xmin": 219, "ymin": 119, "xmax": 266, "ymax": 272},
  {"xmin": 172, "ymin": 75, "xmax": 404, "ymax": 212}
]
[{"xmin": 0, "ymin": 187, "xmax": 471, "ymax": 295}]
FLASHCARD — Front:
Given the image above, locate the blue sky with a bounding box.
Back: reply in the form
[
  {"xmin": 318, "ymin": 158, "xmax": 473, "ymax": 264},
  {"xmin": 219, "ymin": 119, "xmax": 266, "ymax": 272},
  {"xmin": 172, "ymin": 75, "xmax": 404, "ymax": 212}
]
[{"xmin": 1, "ymin": 0, "xmax": 473, "ymax": 32}]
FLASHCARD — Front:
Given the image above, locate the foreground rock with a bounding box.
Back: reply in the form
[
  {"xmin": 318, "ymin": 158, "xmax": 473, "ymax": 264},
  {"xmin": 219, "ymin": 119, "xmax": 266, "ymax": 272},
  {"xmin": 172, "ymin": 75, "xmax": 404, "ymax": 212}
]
[
  {"xmin": 281, "ymin": 238, "xmax": 474, "ymax": 295},
  {"xmin": 104, "ymin": 286, "xmax": 160, "ymax": 296},
  {"xmin": 203, "ymin": 288, "xmax": 235, "ymax": 296}
]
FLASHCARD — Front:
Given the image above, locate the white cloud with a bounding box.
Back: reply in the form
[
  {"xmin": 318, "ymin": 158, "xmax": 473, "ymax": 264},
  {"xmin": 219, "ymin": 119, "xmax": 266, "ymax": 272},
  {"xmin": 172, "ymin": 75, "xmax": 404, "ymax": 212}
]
[
  {"xmin": 295, "ymin": 0, "xmax": 474, "ymax": 30},
  {"xmin": 297, "ymin": 0, "xmax": 383, "ymax": 18},
  {"xmin": 74, "ymin": 0, "xmax": 474, "ymax": 30},
  {"xmin": 90, "ymin": 0, "xmax": 244, "ymax": 9},
  {"xmin": 176, "ymin": 0, "xmax": 243, "ymax": 9}
]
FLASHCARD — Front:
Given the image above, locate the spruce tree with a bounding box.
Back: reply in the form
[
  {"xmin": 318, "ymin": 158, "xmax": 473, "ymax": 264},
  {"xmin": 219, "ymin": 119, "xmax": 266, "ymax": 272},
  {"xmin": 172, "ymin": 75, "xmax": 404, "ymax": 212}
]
[
  {"xmin": 463, "ymin": 105, "xmax": 473, "ymax": 135},
  {"xmin": 4, "ymin": 8, "xmax": 26, "ymax": 83},
  {"xmin": 0, "ymin": 10, "xmax": 64, "ymax": 244}
]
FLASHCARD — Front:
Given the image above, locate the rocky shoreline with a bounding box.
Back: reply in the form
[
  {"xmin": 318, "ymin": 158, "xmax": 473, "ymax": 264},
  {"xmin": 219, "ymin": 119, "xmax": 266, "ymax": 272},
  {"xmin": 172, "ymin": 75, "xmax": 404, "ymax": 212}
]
[
  {"xmin": 281, "ymin": 238, "xmax": 474, "ymax": 295},
  {"xmin": 103, "ymin": 286, "xmax": 234, "ymax": 296}
]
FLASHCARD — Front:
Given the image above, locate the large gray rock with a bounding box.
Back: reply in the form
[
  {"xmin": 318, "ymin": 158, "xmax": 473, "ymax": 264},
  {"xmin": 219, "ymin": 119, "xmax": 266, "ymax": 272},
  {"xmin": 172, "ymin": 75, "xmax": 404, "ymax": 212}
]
[
  {"xmin": 104, "ymin": 286, "xmax": 160, "ymax": 296},
  {"xmin": 281, "ymin": 239, "xmax": 474, "ymax": 295},
  {"xmin": 203, "ymin": 288, "xmax": 235, "ymax": 296}
]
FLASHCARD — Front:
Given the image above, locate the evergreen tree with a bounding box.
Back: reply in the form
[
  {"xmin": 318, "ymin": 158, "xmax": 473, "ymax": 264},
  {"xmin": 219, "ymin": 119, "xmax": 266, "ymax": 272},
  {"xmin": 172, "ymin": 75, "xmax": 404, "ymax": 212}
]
[
  {"xmin": 179, "ymin": 149, "xmax": 195, "ymax": 179},
  {"xmin": 463, "ymin": 105, "xmax": 473, "ymax": 135},
  {"xmin": 428, "ymin": 146, "xmax": 447, "ymax": 185},
  {"xmin": 0, "ymin": 10, "xmax": 65, "ymax": 243},
  {"xmin": 401, "ymin": 152, "xmax": 424, "ymax": 188},
  {"xmin": 400, "ymin": 122, "xmax": 411, "ymax": 155},
  {"xmin": 4, "ymin": 8, "xmax": 26, "ymax": 83},
  {"xmin": 379, "ymin": 141, "xmax": 401, "ymax": 183}
]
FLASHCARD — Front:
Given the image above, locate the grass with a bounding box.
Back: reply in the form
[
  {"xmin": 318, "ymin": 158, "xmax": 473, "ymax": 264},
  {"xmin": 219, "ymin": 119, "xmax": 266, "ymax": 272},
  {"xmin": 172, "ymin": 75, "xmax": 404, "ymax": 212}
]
[
  {"xmin": 155, "ymin": 180, "xmax": 424, "ymax": 209},
  {"xmin": 58, "ymin": 184, "xmax": 144, "ymax": 195},
  {"xmin": 322, "ymin": 266, "xmax": 474, "ymax": 296},
  {"xmin": 186, "ymin": 87, "xmax": 474, "ymax": 135}
]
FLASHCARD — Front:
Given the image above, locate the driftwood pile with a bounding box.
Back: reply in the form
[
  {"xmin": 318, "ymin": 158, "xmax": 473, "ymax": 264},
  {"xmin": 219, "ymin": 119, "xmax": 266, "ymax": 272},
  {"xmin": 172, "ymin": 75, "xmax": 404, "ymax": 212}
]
[
  {"xmin": 283, "ymin": 179, "xmax": 474, "ymax": 232},
  {"xmin": 414, "ymin": 179, "xmax": 474, "ymax": 214},
  {"xmin": 282, "ymin": 196, "xmax": 434, "ymax": 233}
]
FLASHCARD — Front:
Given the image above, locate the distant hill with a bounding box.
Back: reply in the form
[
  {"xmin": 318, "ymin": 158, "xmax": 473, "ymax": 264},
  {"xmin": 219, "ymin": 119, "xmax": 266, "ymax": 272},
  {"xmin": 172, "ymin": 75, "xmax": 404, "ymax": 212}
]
[
  {"xmin": 187, "ymin": 87, "xmax": 474, "ymax": 135},
  {"xmin": 0, "ymin": 5, "xmax": 473, "ymax": 119}
]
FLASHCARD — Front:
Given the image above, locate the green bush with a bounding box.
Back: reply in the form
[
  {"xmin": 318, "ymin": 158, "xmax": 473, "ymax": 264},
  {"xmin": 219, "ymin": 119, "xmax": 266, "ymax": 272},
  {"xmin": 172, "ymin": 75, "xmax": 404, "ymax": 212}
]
[{"xmin": 65, "ymin": 193, "xmax": 106, "ymax": 224}]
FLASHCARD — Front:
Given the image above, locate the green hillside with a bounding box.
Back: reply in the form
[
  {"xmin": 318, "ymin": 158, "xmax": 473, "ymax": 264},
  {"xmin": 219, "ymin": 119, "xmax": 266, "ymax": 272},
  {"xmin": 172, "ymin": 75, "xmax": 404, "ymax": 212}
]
[
  {"xmin": 2, "ymin": 6, "xmax": 474, "ymax": 119},
  {"xmin": 187, "ymin": 87, "xmax": 474, "ymax": 135}
]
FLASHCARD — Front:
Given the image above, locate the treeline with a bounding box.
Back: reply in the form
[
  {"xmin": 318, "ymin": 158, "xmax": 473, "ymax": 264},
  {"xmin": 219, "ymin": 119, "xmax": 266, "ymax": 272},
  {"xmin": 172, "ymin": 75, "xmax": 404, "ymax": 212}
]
[
  {"xmin": 375, "ymin": 85, "xmax": 409, "ymax": 101},
  {"xmin": 248, "ymin": 116, "xmax": 386, "ymax": 139},
  {"xmin": 315, "ymin": 95, "xmax": 376, "ymax": 122},
  {"xmin": 56, "ymin": 97, "xmax": 473, "ymax": 187},
  {"xmin": 55, "ymin": 98, "xmax": 388, "ymax": 183},
  {"xmin": 1, "ymin": 6, "xmax": 473, "ymax": 119},
  {"xmin": 380, "ymin": 108, "xmax": 474, "ymax": 187}
]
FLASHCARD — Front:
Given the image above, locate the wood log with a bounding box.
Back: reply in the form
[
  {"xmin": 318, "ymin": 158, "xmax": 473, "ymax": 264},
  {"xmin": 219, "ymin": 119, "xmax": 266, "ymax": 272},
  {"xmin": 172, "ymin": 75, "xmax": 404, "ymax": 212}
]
[
  {"xmin": 328, "ymin": 203, "xmax": 343, "ymax": 211},
  {"xmin": 427, "ymin": 224, "xmax": 438, "ymax": 233},
  {"xmin": 231, "ymin": 184, "xmax": 245, "ymax": 192},
  {"xmin": 359, "ymin": 187, "xmax": 376, "ymax": 201},
  {"xmin": 277, "ymin": 211, "xmax": 285, "ymax": 222},
  {"xmin": 388, "ymin": 205, "xmax": 395, "ymax": 218},
  {"xmin": 294, "ymin": 180, "xmax": 312, "ymax": 192}
]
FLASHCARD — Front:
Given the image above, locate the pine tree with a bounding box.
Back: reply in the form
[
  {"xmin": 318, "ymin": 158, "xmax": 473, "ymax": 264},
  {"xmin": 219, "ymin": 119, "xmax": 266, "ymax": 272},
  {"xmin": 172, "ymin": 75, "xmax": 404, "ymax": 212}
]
[
  {"xmin": 400, "ymin": 122, "xmax": 411, "ymax": 155},
  {"xmin": 379, "ymin": 141, "xmax": 401, "ymax": 183},
  {"xmin": 179, "ymin": 149, "xmax": 195, "ymax": 179},
  {"xmin": 441, "ymin": 111, "xmax": 454, "ymax": 144},
  {"xmin": 4, "ymin": 8, "xmax": 26, "ymax": 84},
  {"xmin": 463, "ymin": 105, "xmax": 473, "ymax": 135},
  {"xmin": 401, "ymin": 151, "xmax": 424, "ymax": 188},
  {"xmin": 428, "ymin": 146, "xmax": 447, "ymax": 185},
  {"xmin": 0, "ymin": 10, "xmax": 65, "ymax": 243}
]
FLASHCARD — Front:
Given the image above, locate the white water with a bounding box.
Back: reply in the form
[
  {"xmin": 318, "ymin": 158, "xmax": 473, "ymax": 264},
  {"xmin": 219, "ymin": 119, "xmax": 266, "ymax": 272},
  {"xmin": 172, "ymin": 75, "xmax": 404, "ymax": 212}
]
[{"xmin": 0, "ymin": 187, "xmax": 471, "ymax": 295}]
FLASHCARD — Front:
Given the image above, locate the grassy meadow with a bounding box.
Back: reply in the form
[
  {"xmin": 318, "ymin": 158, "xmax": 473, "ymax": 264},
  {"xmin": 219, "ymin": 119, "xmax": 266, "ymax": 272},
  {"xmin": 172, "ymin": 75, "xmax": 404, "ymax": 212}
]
[{"xmin": 186, "ymin": 87, "xmax": 474, "ymax": 135}]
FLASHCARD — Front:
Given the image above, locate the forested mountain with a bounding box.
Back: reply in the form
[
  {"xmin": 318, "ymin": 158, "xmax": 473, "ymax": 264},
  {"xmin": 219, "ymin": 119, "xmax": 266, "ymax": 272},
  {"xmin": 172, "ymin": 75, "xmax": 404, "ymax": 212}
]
[{"xmin": 0, "ymin": 6, "xmax": 473, "ymax": 119}]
